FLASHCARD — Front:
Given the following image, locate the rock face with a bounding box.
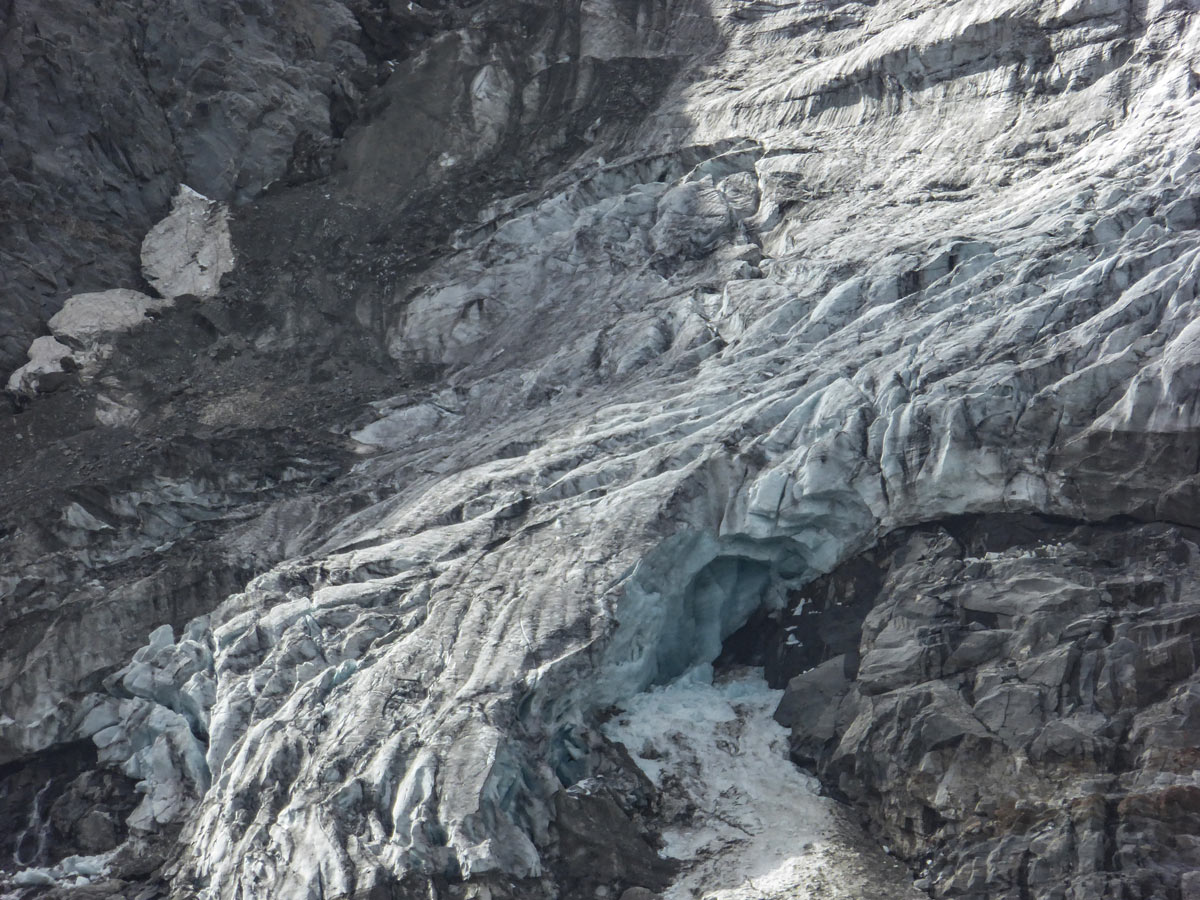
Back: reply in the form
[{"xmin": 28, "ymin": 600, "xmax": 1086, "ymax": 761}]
[
  {"xmin": 2, "ymin": 0, "xmax": 1200, "ymax": 898},
  {"xmin": 776, "ymin": 516, "xmax": 1200, "ymax": 899},
  {"xmin": 0, "ymin": 0, "xmax": 369, "ymax": 375}
]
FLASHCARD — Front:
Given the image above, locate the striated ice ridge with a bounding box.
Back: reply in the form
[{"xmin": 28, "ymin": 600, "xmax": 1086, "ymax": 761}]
[
  {"xmin": 107, "ymin": 100, "xmax": 1200, "ymax": 900},
  {"xmin": 105, "ymin": 113, "xmax": 1200, "ymax": 897}
]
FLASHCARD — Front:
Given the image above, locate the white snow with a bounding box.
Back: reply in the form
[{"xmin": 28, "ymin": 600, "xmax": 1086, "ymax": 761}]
[
  {"xmin": 603, "ymin": 666, "xmax": 924, "ymax": 900},
  {"xmin": 48, "ymin": 289, "xmax": 170, "ymax": 340},
  {"xmin": 140, "ymin": 185, "xmax": 234, "ymax": 300},
  {"xmin": 5, "ymin": 850, "xmax": 116, "ymax": 891},
  {"xmin": 4, "ymin": 336, "xmax": 73, "ymax": 393}
]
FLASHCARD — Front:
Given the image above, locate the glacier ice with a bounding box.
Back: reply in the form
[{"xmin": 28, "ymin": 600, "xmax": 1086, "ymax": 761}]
[{"xmin": 3, "ymin": 0, "xmax": 1200, "ymax": 896}]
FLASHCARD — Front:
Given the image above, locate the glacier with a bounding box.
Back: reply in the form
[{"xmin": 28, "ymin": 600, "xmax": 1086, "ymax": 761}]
[{"xmin": 2, "ymin": 0, "xmax": 1200, "ymax": 898}]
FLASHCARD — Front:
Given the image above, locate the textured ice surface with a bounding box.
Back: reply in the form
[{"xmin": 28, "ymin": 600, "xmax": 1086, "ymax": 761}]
[
  {"xmin": 3, "ymin": 0, "xmax": 1200, "ymax": 896},
  {"xmin": 111, "ymin": 86, "xmax": 1200, "ymax": 895},
  {"xmin": 604, "ymin": 667, "xmax": 924, "ymax": 899}
]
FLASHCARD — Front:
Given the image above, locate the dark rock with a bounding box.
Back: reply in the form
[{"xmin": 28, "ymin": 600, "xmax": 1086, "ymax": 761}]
[
  {"xmin": 777, "ymin": 515, "xmax": 1200, "ymax": 900},
  {"xmin": 0, "ymin": 0, "xmax": 386, "ymax": 378},
  {"xmin": 48, "ymin": 769, "xmax": 141, "ymax": 856},
  {"xmin": 552, "ymin": 789, "xmax": 678, "ymax": 897},
  {"xmin": 775, "ymin": 654, "xmax": 851, "ymax": 732},
  {"xmin": 0, "ymin": 741, "xmax": 137, "ymax": 873}
]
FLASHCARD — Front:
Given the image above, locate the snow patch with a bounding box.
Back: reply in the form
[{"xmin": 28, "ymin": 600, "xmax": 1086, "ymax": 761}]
[
  {"xmin": 49, "ymin": 289, "xmax": 171, "ymax": 341},
  {"xmin": 5, "ymin": 850, "xmax": 116, "ymax": 891},
  {"xmin": 603, "ymin": 667, "xmax": 924, "ymax": 900},
  {"xmin": 4, "ymin": 336, "xmax": 74, "ymax": 394},
  {"xmin": 351, "ymin": 402, "xmax": 445, "ymax": 448},
  {"xmin": 141, "ymin": 185, "xmax": 234, "ymax": 300}
]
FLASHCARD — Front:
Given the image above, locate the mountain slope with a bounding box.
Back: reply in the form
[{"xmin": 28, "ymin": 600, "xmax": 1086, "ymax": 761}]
[{"xmin": 2, "ymin": 0, "xmax": 1200, "ymax": 898}]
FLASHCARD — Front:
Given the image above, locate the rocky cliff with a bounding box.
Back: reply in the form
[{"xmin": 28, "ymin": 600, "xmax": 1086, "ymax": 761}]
[{"xmin": 2, "ymin": 0, "xmax": 1200, "ymax": 898}]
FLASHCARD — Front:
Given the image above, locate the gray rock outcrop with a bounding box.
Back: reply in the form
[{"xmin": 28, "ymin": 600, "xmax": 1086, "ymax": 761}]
[{"xmin": 776, "ymin": 517, "xmax": 1200, "ymax": 899}]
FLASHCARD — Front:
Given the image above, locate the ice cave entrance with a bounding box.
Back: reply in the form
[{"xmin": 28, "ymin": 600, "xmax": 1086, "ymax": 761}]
[
  {"xmin": 596, "ymin": 531, "xmax": 808, "ymax": 704},
  {"xmin": 593, "ymin": 528, "xmax": 867, "ymax": 706},
  {"xmin": 593, "ymin": 532, "xmax": 918, "ymax": 900}
]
